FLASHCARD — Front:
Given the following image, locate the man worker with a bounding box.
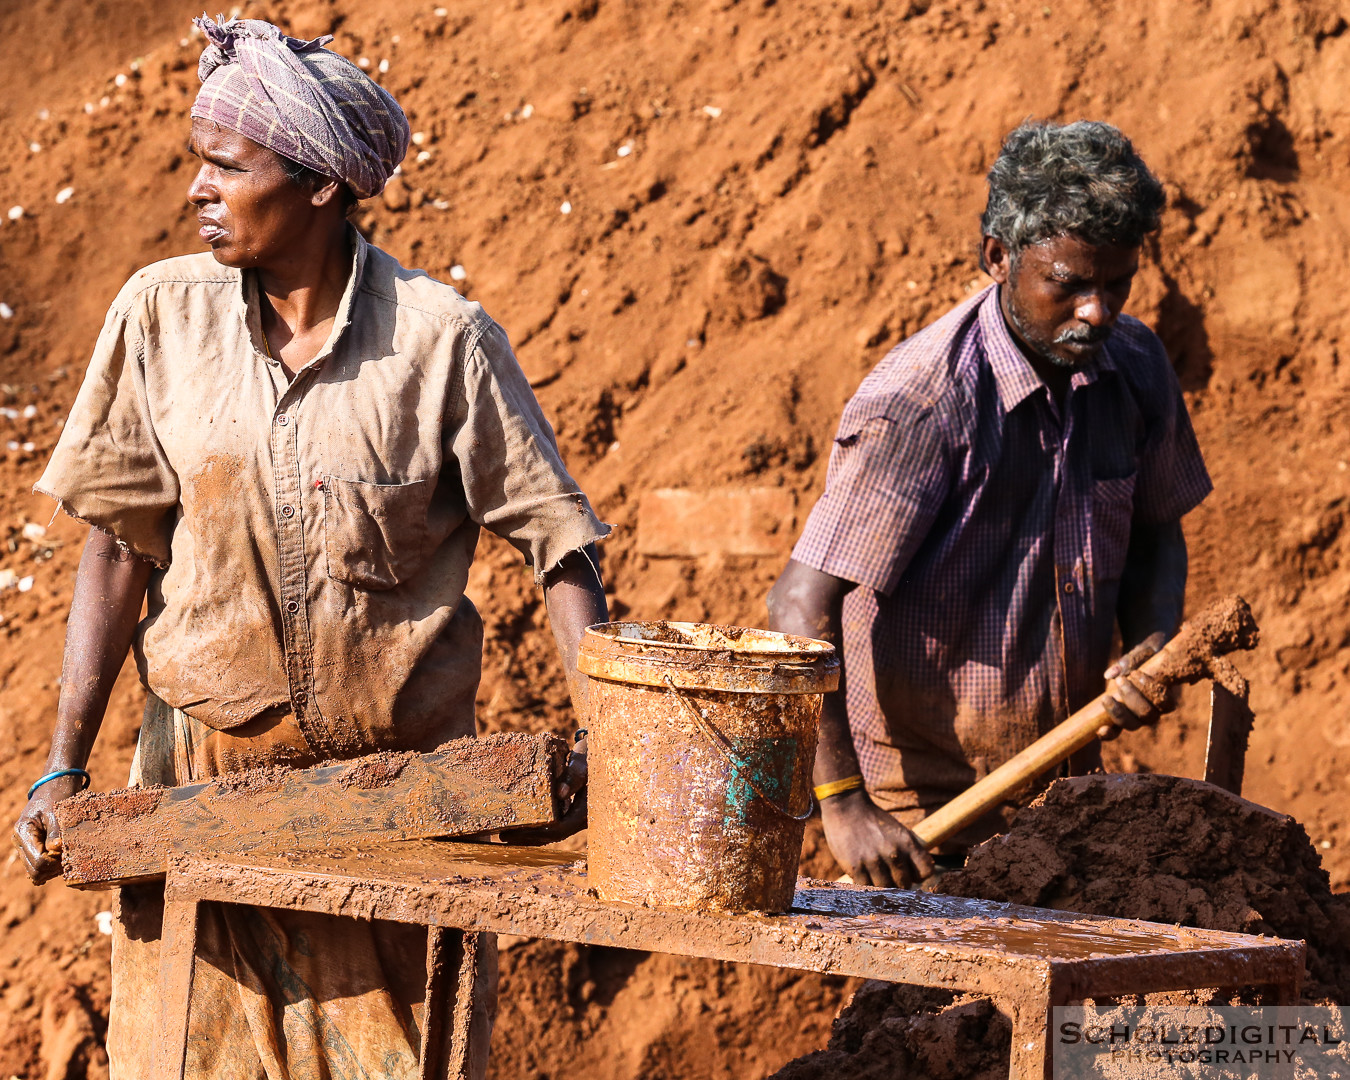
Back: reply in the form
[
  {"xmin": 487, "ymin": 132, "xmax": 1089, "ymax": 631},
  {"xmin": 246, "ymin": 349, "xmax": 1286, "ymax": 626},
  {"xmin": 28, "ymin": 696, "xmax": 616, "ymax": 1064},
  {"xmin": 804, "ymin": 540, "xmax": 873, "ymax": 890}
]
[
  {"xmin": 769, "ymin": 120, "xmax": 1211, "ymax": 887},
  {"xmin": 12, "ymin": 17, "xmax": 607, "ymax": 1079}
]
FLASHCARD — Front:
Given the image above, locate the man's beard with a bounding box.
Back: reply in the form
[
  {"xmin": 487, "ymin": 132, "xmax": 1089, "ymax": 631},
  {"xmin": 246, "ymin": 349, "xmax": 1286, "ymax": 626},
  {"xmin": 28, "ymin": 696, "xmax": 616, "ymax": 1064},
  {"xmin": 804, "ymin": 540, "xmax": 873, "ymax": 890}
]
[{"xmin": 1005, "ymin": 293, "xmax": 1112, "ymax": 369}]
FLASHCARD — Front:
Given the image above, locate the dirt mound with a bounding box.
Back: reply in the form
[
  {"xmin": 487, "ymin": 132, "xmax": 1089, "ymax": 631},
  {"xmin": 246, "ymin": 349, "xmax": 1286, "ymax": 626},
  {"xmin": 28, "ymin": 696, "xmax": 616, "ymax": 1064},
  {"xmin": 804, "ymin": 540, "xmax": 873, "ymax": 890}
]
[
  {"xmin": 37, "ymin": 982, "xmax": 107, "ymax": 1080},
  {"xmin": 944, "ymin": 774, "xmax": 1350, "ymax": 1004},
  {"xmin": 769, "ymin": 984, "xmax": 1010, "ymax": 1080}
]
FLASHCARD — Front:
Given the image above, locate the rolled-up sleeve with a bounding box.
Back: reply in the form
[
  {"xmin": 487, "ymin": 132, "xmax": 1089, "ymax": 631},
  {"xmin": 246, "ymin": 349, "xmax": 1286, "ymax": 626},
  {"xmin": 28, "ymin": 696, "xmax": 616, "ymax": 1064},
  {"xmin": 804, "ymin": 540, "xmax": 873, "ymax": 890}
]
[
  {"xmin": 447, "ymin": 318, "xmax": 609, "ymax": 580},
  {"xmin": 34, "ymin": 295, "xmax": 179, "ymax": 565},
  {"xmin": 792, "ymin": 399, "xmax": 952, "ymax": 595}
]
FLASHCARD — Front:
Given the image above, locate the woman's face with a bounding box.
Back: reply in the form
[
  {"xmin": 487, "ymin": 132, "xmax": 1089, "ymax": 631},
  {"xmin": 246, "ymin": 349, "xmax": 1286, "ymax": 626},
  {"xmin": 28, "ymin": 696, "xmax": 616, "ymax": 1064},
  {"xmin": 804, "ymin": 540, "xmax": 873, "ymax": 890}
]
[{"xmin": 185, "ymin": 117, "xmax": 321, "ymax": 268}]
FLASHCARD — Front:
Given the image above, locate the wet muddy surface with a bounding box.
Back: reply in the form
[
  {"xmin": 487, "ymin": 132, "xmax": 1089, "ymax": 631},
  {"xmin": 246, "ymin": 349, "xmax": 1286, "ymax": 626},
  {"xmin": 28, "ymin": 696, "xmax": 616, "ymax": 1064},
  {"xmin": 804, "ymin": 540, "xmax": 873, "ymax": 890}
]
[
  {"xmin": 790, "ymin": 888, "xmax": 1243, "ymax": 960},
  {"xmin": 257, "ymin": 840, "xmax": 588, "ymax": 880}
]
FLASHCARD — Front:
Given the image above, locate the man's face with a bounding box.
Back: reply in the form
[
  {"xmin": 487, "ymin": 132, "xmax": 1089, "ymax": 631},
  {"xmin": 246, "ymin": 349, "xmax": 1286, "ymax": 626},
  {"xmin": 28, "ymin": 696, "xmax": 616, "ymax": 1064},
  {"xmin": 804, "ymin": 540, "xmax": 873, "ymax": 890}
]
[
  {"xmin": 983, "ymin": 233, "xmax": 1139, "ymax": 369},
  {"xmin": 186, "ymin": 117, "xmax": 320, "ymax": 268}
]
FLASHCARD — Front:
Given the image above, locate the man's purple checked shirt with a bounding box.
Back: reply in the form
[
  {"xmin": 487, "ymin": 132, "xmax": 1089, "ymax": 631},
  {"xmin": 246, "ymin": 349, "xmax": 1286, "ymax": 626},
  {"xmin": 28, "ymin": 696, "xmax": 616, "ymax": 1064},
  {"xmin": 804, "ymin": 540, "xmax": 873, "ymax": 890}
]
[{"xmin": 793, "ymin": 285, "xmax": 1212, "ymax": 843}]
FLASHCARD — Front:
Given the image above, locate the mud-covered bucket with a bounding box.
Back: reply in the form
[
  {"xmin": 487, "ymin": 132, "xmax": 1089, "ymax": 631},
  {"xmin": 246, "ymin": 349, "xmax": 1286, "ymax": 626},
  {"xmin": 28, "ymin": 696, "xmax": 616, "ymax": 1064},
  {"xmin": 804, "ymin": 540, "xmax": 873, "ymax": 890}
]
[{"xmin": 577, "ymin": 621, "xmax": 839, "ymax": 913}]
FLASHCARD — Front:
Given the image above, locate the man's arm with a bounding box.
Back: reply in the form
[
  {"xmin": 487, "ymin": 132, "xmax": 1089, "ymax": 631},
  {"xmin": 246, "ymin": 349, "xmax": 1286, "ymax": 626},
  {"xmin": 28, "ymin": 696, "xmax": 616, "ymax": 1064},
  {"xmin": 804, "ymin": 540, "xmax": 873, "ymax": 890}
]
[
  {"xmin": 1098, "ymin": 518, "xmax": 1188, "ymax": 739},
  {"xmin": 768, "ymin": 559, "xmax": 934, "ymax": 886},
  {"xmin": 13, "ymin": 528, "xmax": 152, "ymax": 883}
]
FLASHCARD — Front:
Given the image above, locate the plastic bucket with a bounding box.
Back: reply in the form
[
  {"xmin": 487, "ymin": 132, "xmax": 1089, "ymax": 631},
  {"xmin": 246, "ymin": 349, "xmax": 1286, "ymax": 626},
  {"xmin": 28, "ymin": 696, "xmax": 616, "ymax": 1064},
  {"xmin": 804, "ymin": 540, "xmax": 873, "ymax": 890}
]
[{"xmin": 577, "ymin": 621, "xmax": 839, "ymax": 913}]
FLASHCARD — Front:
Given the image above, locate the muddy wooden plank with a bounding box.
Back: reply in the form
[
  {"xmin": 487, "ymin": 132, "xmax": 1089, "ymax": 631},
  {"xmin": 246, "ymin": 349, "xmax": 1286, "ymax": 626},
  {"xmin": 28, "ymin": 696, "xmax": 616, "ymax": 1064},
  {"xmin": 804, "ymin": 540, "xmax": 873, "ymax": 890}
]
[
  {"xmin": 420, "ymin": 927, "xmax": 486, "ymax": 1080},
  {"xmin": 56, "ymin": 733, "xmax": 566, "ymax": 889}
]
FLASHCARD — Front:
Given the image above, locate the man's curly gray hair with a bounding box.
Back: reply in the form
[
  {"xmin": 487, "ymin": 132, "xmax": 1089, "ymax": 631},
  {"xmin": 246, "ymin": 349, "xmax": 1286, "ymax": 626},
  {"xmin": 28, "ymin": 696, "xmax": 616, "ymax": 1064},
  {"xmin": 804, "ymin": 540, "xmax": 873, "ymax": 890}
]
[{"xmin": 980, "ymin": 120, "xmax": 1165, "ymax": 258}]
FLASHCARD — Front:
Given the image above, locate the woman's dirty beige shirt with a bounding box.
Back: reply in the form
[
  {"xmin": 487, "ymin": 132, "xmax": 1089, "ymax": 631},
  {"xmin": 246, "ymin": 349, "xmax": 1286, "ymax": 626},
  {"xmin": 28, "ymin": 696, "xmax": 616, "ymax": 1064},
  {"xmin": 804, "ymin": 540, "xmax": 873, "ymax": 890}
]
[{"xmin": 37, "ymin": 231, "xmax": 609, "ymax": 757}]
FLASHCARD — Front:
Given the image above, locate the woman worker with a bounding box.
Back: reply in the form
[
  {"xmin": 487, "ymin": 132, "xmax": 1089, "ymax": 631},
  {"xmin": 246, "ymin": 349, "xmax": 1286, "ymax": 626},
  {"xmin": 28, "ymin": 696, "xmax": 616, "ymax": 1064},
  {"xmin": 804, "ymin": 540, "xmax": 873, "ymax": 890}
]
[{"xmin": 11, "ymin": 17, "xmax": 608, "ymax": 1079}]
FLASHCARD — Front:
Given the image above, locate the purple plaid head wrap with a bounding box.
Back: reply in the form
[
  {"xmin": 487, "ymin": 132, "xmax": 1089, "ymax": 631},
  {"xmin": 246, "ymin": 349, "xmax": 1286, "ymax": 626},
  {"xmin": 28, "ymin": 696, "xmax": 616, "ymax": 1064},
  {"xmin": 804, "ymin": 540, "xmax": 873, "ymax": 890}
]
[{"xmin": 190, "ymin": 15, "xmax": 410, "ymax": 200}]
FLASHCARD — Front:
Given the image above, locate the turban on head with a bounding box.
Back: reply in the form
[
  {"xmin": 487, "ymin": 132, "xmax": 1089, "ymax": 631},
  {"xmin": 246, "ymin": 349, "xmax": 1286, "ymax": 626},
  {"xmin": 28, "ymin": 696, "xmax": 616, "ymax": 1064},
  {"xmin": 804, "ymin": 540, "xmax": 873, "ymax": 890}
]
[{"xmin": 190, "ymin": 15, "xmax": 410, "ymax": 200}]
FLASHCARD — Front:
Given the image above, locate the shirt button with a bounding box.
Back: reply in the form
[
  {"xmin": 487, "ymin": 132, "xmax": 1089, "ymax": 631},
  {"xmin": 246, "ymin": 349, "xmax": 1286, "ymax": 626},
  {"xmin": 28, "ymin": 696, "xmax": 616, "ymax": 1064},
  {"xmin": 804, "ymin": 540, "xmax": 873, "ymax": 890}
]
[
  {"xmin": 1064, "ymin": 581, "xmax": 1076, "ymax": 595},
  {"xmin": 276, "ymin": 414, "xmax": 289, "ymax": 426},
  {"xmin": 294, "ymin": 690, "xmax": 308, "ymax": 705},
  {"xmin": 281, "ymin": 504, "xmax": 295, "ymax": 518},
  {"xmin": 286, "ymin": 600, "xmax": 299, "ymax": 613}
]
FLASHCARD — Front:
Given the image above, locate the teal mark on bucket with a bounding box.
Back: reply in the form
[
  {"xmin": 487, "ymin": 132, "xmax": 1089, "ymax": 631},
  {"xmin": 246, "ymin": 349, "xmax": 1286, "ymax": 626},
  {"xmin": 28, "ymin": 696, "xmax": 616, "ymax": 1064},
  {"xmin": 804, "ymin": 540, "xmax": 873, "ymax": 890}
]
[{"xmin": 723, "ymin": 736, "xmax": 798, "ymax": 827}]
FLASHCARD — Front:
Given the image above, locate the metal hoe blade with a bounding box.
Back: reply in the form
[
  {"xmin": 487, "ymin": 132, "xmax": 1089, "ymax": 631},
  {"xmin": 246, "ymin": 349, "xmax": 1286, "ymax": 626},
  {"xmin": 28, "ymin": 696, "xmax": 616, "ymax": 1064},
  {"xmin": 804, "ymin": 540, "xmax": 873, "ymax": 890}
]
[{"xmin": 1204, "ymin": 680, "xmax": 1254, "ymax": 795}]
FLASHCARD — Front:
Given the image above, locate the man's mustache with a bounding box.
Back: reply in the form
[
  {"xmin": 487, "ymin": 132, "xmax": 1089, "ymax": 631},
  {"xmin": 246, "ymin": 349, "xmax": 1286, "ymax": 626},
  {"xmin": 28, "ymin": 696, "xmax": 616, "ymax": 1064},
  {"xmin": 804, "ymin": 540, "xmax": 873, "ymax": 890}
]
[{"xmin": 1055, "ymin": 323, "xmax": 1112, "ymax": 346}]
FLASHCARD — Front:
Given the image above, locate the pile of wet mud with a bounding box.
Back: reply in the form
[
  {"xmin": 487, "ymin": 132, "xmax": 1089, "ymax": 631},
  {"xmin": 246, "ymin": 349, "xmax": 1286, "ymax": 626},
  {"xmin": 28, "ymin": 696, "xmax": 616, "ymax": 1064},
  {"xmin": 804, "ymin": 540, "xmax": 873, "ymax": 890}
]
[
  {"xmin": 943, "ymin": 774, "xmax": 1350, "ymax": 1004},
  {"xmin": 771, "ymin": 774, "xmax": 1350, "ymax": 1080}
]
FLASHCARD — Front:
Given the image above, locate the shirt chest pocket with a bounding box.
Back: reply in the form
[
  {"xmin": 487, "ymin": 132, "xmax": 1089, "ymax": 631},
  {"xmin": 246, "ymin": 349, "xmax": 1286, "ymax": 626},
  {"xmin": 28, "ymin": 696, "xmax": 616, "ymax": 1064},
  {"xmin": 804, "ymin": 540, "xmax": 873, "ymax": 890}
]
[
  {"xmin": 323, "ymin": 475, "xmax": 434, "ymax": 590},
  {"xmin": 1089, "ymin": 473, "xmax": 1137, "ymax": 584}
]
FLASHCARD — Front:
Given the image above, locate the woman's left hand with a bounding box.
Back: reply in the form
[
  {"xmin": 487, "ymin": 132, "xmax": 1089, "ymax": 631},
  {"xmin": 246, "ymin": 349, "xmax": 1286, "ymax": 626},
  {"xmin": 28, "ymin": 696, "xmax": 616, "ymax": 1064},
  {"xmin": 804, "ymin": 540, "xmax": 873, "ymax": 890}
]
[{"xmin": 499, "ymin": 731, "xmax": 588, "ymax": 844}]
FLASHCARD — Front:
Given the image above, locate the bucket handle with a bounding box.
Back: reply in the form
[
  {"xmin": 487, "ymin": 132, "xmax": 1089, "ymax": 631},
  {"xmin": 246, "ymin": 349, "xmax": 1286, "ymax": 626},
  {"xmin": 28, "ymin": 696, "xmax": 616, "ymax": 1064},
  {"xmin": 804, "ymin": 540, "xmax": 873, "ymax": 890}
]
[{"xmin": 661, "ymin": 674, "xmax": 814, "ymax": 822}]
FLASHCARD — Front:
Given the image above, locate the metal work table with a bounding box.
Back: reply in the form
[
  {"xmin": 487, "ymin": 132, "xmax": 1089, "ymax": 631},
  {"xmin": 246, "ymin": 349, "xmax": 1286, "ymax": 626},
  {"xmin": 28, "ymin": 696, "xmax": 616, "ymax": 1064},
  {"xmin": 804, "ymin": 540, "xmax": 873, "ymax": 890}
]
[{"xmin": 154, "ymin": 840, "xmax": 1305, "ymax": 1080}]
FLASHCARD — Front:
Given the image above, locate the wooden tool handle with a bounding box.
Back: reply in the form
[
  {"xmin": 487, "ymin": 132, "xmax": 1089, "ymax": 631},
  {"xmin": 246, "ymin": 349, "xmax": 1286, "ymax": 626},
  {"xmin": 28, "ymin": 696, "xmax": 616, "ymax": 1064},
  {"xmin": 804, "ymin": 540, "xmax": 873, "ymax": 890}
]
[
  {"xmin": 910, "ymin": 641, "xmax": 1177, "ymax": 850},
  {"xmin": 911, "ymin": 693, "xmax": 1113, "ymax": 849}
]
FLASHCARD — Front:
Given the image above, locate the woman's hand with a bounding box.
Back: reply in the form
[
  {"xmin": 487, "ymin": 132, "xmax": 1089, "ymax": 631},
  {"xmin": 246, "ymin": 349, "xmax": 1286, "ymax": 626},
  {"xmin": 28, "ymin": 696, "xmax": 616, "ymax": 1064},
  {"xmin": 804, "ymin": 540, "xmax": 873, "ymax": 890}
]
[
  {"xmin": 14, "ymin": 528, "xmax": 152, "ymax": 885},
  {"xmin": 12, "ymin": 774, "xmax": 85, "ymax": 885},
  {"xmin": 499, "ymin": 731, "xmax": 588, "ymax": 845}
]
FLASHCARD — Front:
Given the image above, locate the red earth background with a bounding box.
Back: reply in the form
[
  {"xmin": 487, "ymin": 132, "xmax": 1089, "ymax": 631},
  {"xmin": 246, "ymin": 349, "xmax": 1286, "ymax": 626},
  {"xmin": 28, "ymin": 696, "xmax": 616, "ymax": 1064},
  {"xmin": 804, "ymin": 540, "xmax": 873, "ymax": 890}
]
[{"xmin": 0, "ymin": 0, "xmax": 1348, "ymax": 1076}]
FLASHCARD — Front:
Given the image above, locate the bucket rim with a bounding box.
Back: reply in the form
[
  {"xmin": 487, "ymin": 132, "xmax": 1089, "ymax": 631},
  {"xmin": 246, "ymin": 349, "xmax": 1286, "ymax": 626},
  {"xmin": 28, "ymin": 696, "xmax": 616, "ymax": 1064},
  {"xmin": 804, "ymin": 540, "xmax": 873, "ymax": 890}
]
[{"xmin": 580, "ymin": 620, "xmax": 833, "ymax": 660}]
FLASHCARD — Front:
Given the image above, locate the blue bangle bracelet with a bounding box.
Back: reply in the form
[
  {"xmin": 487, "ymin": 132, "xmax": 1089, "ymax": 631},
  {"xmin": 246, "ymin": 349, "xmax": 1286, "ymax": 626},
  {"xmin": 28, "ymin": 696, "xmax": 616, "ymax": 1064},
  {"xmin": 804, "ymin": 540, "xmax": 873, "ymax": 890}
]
[{"xmin": 28, "ymin": 768, "xmax": 91, "ymax": 800}]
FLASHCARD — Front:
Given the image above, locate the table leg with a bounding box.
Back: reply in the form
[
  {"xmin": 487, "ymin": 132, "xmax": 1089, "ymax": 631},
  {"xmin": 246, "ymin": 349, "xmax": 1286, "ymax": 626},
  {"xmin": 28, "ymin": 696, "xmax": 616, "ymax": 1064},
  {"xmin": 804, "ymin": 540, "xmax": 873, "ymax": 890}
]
[
  {"xmin": 1003, "ymin": 983, "xmax": 1062, "ymax": 1080},
  {"xmin": 1272, "ymin": 972, "xmax": 1303, "ymax": 1005},
  {"xmin": 421, "ymin": 926, "xmax": 453, "ymax": 1078},
  {"xmin": 420, "ymin": 927, "xmax": 487, "ymax": 1080},
  {"xmin": 154, "ymin": 897, "xmax": 199, "ymax": 1080}
]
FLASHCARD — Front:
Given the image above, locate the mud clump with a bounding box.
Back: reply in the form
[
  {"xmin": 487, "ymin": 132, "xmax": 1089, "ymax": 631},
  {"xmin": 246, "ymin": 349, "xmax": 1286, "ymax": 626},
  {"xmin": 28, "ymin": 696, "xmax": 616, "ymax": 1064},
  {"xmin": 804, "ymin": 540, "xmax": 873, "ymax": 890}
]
[
  {"xmin": 56, "ymin": 786, "xmax": 163, "ymax": 826},
  {"xmin": 1149, "ymin": 594, "xmax": 1259, "ymax": 688},
  {"xmin": 336, "ymin": 750, "xmax": 417, "ymax": 790},
  {"xmin": 435, "ymin": 731, "xmax": 566, "ymax": 795},
  {"xmin": 207, "ymin": 765, "xmax": 292, "ymax": 798}
]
